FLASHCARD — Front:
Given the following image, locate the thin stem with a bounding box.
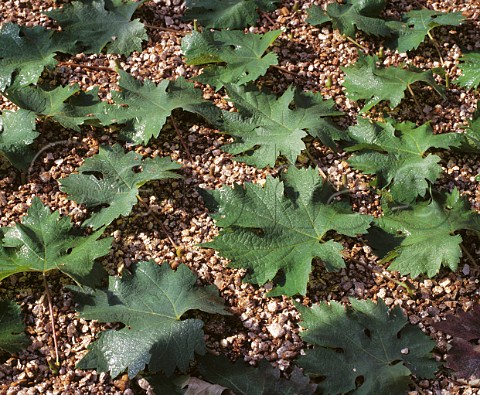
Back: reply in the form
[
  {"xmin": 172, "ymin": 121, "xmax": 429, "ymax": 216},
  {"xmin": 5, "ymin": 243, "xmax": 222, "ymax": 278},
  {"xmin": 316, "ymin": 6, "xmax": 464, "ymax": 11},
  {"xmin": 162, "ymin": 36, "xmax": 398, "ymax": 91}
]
[
  {"xmin": 303, "ymin": 148, "xmax": 328, "ymax": 180},
  {"xmin": 406, "ymin": 84, "xmax": 426, "ymax": 122},
  {"xmin": 170, "ymin": 115, "xmax": 194, "ymax": 163},
  {"xmin": 57, "ymin": 62, "xmax": 116, "ymax": 73},
  {"xmin": 427, "ymin": 31, "xmax": 449, "ymax": 88},
  {"xmin": 460, "ymin": 243, "xmax": 477, "ymax": 267},
  {"xmin": 43, "ymin": 273, "xmax": 60, "ymax": 366},
  {"xmin": 136, "ymin": 195, "xmax": 178, "ymax": 249},
  {"xmin": 143, "ymin": 24, "xmax": 187, "ymax": 35},
  {"xmin": 345, "ymin": 36, "xmax": 368, "ymax": 52},
  {"xmin": 270, "ymin": 64, "xmax": 301, "ymax": 78},
  {"xmin": 262, "ymin": 12, "xmax": 277, "ymax": 27}
]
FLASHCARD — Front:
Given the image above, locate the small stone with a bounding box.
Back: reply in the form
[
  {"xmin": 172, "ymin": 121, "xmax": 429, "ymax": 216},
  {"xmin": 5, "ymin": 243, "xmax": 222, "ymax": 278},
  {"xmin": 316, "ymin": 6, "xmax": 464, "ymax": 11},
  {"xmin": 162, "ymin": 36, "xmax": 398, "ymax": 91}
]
[{"xmin": 267, "ymin": 323, "xmax": 285, "ymax": 339}]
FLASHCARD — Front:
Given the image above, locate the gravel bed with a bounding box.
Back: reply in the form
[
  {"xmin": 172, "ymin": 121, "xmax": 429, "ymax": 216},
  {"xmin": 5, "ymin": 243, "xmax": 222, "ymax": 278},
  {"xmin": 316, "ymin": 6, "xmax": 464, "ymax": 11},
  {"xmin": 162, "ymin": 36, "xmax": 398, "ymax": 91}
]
[{"xmin": 0, "ymin": 0, "xmax": 479, "ymax": 394}]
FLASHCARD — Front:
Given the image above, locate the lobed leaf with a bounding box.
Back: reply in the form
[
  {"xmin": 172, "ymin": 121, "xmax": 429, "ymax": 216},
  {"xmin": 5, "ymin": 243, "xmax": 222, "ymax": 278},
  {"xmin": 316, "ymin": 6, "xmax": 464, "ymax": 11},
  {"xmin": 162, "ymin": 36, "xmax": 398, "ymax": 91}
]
[
  {"xmin": 342, "ymin": 53, "xmax": 445, "ymax": 113},
  {"xmin": 0, "ymin": 197, "xmax": 111, "ymax": 286},
  {"xmin": 70, "ymin": 261, "xmax": 230, "ymax": 378},
  {"xmin": 202, "ymin": 166, "xmax": 372, "ymax": 296},
  {"xmin": 184, "ymin": 0, "xmax": 278, "ymax": 29},
  {"xmin": 307, "ymin": 0, "xmax": 392, "ymax": 38},
  {"xmin": 60, "ymin": 144, "xmax": 182, "ymax": 230},
  {"xmin": 370, "ymin": 188, "xmax": 480, "ymax": 277},
  {"xmin": 345, "ymin": 117, "xmax": 460, "ymax": 203},
  {"xmin": 297, "ymin": 298, "xmax": 438, "ymax": 394},
  {"xmin": 200, "ymin": 84, "xmax": 343, "ymax": 168},
  {"xmin": 0, "ymin": 109, "xmax": 38, "ymax": 170},
  {"xmin": 47, "ymin": 0, "xmax": 147, "ymax": 56},
  {"xmin": 456, "ymin": 52, "xmax": 480, "ymax": 89},
  {"xmin": 0, "ymin": 23, "xmax": 74, "ymax": 91},
  {"xmin": 182, "ymin": 30, "xmax": 281, "ymax": 90},
  {"xmin": 0, "ymin": 300, "xmax": 29, "ymax": 354}
]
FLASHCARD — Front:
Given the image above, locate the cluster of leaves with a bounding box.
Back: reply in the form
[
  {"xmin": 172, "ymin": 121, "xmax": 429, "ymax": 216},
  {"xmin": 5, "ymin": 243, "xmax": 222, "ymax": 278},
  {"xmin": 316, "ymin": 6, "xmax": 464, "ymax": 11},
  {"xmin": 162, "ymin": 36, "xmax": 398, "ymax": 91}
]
[{"xmin": 0, "ymin": 0, "xmax": 479, "ymax": 393}]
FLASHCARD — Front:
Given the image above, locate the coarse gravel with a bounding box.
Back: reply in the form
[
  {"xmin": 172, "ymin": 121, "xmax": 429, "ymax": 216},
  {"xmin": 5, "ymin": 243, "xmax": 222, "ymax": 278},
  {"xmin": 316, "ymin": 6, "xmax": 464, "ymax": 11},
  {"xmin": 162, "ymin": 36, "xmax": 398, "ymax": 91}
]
[{"xmin": 0, "ymin": 0, "xmax": 479, "ymax": 394}]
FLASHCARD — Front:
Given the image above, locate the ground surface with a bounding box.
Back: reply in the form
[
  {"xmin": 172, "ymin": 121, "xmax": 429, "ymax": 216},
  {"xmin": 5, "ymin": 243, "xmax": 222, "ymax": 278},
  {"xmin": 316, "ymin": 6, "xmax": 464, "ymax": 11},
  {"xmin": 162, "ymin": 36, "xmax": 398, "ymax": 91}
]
[{"xmin": 0, "ymin": 0, "xmax": 479, "ymax": 394}]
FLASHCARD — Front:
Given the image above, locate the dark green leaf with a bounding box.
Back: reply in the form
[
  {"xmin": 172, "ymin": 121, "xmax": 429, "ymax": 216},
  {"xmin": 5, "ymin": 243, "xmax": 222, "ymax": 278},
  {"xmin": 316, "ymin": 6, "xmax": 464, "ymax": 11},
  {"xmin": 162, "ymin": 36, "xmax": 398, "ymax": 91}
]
[
  {"xmin": 70, "ymin": 261, "xmax": 230, "ymax": 378},
  {"xmin": 345, "ymin": 118, "xmax": 459, "ymax": 203},
  {"xmin": 47, "ymin": 0, "xmax": 147, "ymax": 55},
  {"xmin": 372, "ymin": 189, "xmax": 480, "ymax": 277},
  {"xmin": 200, "ymin": 84, "xmax": 342, "ymax": 168},
  {"xmin": 98, "ymin": 71, "xmax": 212, "ymax": 144},
  {"xmin": 297, "ymin": 298, "xmax": 438, "ymax": 395},
  {"xmin": 342, "ymin": 53, "xmax": 445, "ymax": 113},
  {"xmin": 0, "ymin": 23, "xmax": 74, "ymax": 90},
  {"xmin": 184, "ymin": 0, "xmax": 278, "ymax": 29},
  {"xmin": 202, "ymin": 166, "xmax": 372, "ymax": 296},
  {"xmin": 456, "ymin": 52, "xmax": 480, "ymax": 89},
  {"xmin": 0, "ymin": 109, "xmax": 38, "ymax": 170},
  {"xmin": 182, "ymin": 30, "xmax": 281, "ymax": 90},
  {"xmin": 198, "ymin": 355, "xmax": 316, "ymax": 395},
  {"xmin": 60, "ymin": 144, "xmax": 182, "ymax": 230},
  {"xmin": 5, "ymin": 84, "xmax": 105, "ymax": 131},
  {"xmin": 0, "ymin": 300, "xmax": 29, "ymax": 354},
  {"xmin": 307, "ymin": 0, "xmax": 391, "ymax": 37},
  {"xmin": 387, "ymin": 10, "xmax": 464, "ymax": 53},
  {"xmin": 0, "ymin": 197, "xmax": 111, "ymax": 286}
]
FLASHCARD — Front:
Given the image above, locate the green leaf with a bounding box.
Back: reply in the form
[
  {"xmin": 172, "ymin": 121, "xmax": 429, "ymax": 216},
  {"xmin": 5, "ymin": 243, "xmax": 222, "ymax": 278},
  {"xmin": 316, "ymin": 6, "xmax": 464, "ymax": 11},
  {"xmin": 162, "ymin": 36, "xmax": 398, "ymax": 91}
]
[
  {"xmin": 182, "ymin": 30, "xmax": 281, "ymax": 90},
  {"xmin": 198, "ymin": 355, "xmax": 316, "ymax": 395},
  {"xmin": 342, "ymin": 53, "xmax": 445, "ymax": 114},
  {"xmin": 0, "ymin": 197, "xmax": 111, "ymax": 286},
  {"xmin": 371, "ymin": 189, "xmax": 480, "ymax": 277},
  {"xmin": 184, "ymin": 0, "xmax": 278, "ymax": 29},
  {"xmin": 387, "ymin": 10, "xmax": 464, "ymax": 53},
  {"xmin": 297, "ymin": 298, "xmax": 438, "ymax": 395},
  {"xmin": 4, "ymin": 84, "xmax": 104, "ymax": 131},
  {"xmin": 200, "ymin": 84, "xmax": 342, "ymax": 168},
  {"xmin": 456, "ymin": 52, "xmax": 480, "ymax": 89},
  {"xmin": 459, "ymin": 108, "xmax": 480, "ymax": 152},
  {"xmin": 70, "ymin": 261, "xmax": 230, "ymax": 378},
  {"xmin": 345, "ymin": 118, "xmax": 459, "ymax": 203},
  {"xmin": 0, "ymin": 23, "xmax": 74, "ymax": 91},
  {"xmin": 0, "ymin": 109, "xmax": 38, "ymax": 170},
  {"xmin": 47, "ymin": 0, "xmax": 147, "ymax": 55},
  {"xmin": 98, "ymin": 71, "xmax": 212, "ymax": 144},
  {"xmin": 201, "ymin": 166, "xmax": 372, "ymax": 296},
  {"xmin": 306, "ymin": 0, "xmax": 392, "ymax": 37},
  {"xmin": 60, "ymin": 144, "xmax": 182, "ymax": 230},
  {"xmin": 0, "ymin": 300, "xmax": 29, "ymax": 354}
]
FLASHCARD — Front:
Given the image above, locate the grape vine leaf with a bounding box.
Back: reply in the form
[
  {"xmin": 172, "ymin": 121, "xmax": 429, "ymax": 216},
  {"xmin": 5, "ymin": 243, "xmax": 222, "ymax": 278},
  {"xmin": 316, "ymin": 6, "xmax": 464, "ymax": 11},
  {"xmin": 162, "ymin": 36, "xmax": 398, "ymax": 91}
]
[
  {"xmin": 387, "ymin": 10, "xmax": 464, "ymax": 53},
  {"xmin": 0, "ymin": 300, "xmax": 29, "ymax": 354},
  {"xmin": 297, "ymin": 298, "xmax": 438, "ymax": 395},
  {"xmin": 182, "ymin": 30, "xmax": 281, "ymax": 90},
  {"xmin": 306, "ymin": 0, "xmax": 392, "ymax": 37},
  {"xmin": 370, "ymin": 188, "xmax": 480, "ymax": 277},
  {"xmin": 342, "ymin": 53, "xmax": 445, "ymax": 114},
  {"xmin": 458, "ymin": 108, "xmax": 480, "ymax": 152},
  {"xmin": 0, "ymin": 23, "xmax": 74, "ymax": 91},
  {"xmin": 345, "ymin": 118, "xmax": 459, "ymax": 203},
  {"xmin": 60, "ymin": 144, "xmax": 182, "ymax": 230},
  {"xmin": 69, "ymin": 261, "xmax": 230, "ymax": 378},
  {"xmin": 197, "ymin": 355, "xmax": 316, "ymax": 395},
  {"xmin": 184, "ymin": 0, "xmax": 279, "ymax": 29},
  {"xmin": 97, "ymin": 70, "xmax": 212, "ymax": 144},
  {"xmin": 0, "ymin": 109, "xmax": 38, "ymax": 170},
  {"xmin": 456, "ymin": 52, "xmax": 480, "ymax": 89},
  {"xmin": 47, "ymin": 0, "xmax": 147, "ymax": 55},
  {"xmin": 434, "ymin": 304, "xmax": 480, "ymax": 379},
  {"xmin": 4, "ymin": 84, "xmax": 104, "ymax": 131},
  {"xmin": 0, "ymin": 197, "xmax": 111, "ymax": 286},
  {"xmin": 200, "ymin": 84, "xmax": 343, "ymax": 168},
  {"xmin": 201, "ymin": 166, "xmax": 372, "ymax": 296}
]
